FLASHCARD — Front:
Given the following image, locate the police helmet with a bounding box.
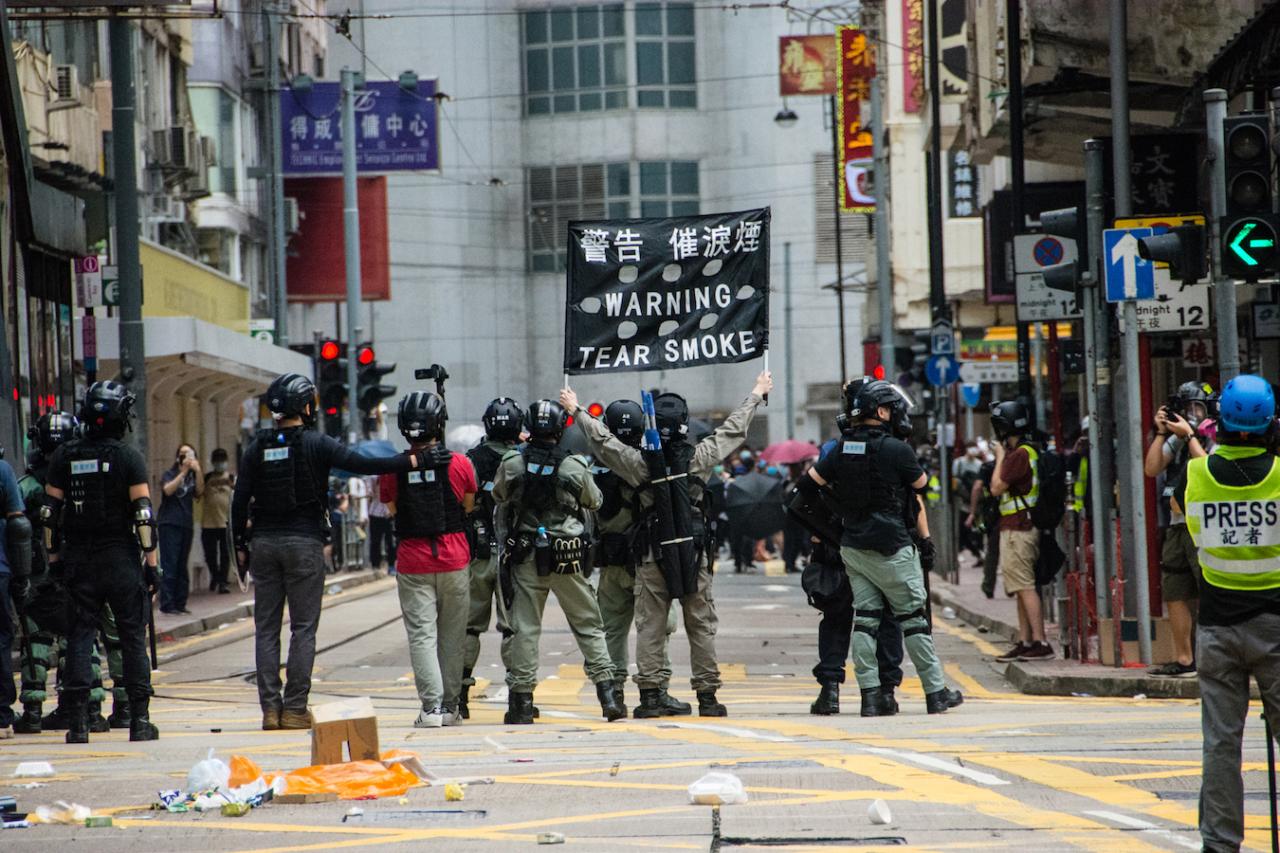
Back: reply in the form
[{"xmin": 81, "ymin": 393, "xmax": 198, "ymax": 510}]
[
  {"xmin": 604, "ymin": 399, "xmax": 644, "ymax": 447},
  {"xmin": 398, "ymin": 391, "xmax": 448, "ymax": 441},
  {"xmin": 483, "ymin": 397, "xmax": 525, "ymax": 441},
  {"xmin": 653, "ymin": 392, "xmax": 689, "ymax": 442},
  {"xmin": 266, "ymin": 373, "xmax": 317, "ymax": 419},
  {"xmin": 1218, "ymin": 374, "xmax": 1276, "ymax": 435},
  {"xmin": 990, "ymin": 400, "xmax": 1032, "ymax": 440},
  {"xmin": 850, "ymin": 379, "xmax": 910, "ymax": 421},
  {"xmin": 29, "ymin": 411, "xmax": 79, "ymax": 455},
  {"xmin": 525, "ymin": 399, "xmax": 569, "ymax": 442},
  {"xmin": 79, "ymin": 381, "xmax": 135, "ymax": 435}
]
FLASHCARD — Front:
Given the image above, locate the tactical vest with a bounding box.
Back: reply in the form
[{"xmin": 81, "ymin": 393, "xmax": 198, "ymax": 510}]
[
  {"xmin": 466, "ymin": 442, "xmax": 506, "ymax": 558},
  {"xmin": 61, "ymin": 437, "xmax": 131, "ymax": 540},
  {"xmin": 251, "ymin": 428, "xmax": 318, "ymax": 515},
  {"xmin": 999, "ymin": 445, "xmax": 1040, "ymax": 516},
  {"xmin": 394, "ymin": 453, "xmax": 465, "ymax": 541},
  {"xmin": 519, "ymin": 444, "xmax": 572, "ymax": 514},
  {"xmin": 827, "ymin": 428, "xmax": 904, "ymax": 524},
  {"xmin": 1185, "ymin": 446, "xmax": 1280, "ymax": 591},
  {"xmin": 596, "ymin": 466, "xmax": 636, "ymax": 523}
]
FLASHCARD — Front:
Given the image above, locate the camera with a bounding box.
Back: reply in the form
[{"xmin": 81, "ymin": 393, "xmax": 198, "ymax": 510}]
[
  {"xmin": 1164, "ymin": 395, "xmax": 1185, "ymax": 419},
  {"xmin": 414, "ymin": 364, "xmax": 449, "ymax": 383}
]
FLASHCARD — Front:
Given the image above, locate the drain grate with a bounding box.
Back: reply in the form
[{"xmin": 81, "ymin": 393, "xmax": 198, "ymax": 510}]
[
  {"xmin": 718, "ymin": 837, "xmax": 908, "ymax": 847},
  {"xmin": 342, "ymin": 809, "xmax": 488, "ymax": 824}
]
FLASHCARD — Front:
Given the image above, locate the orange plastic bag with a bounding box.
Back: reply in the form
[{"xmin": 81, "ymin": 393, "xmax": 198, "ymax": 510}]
[
  {"xmin": 227, "ymin": 755, "xmax": 264, "ymax": 789},
  {"xmin": 279, "ymin": 760, "xmax": 421, "ymax": 800}
]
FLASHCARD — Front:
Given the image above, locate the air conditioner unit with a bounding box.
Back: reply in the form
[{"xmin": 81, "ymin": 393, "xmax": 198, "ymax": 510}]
[
  {"xmin": 148, "ymin": 194, "xmax": 184, "ymax": 222},
  {"xmin": 283, "ymin": 197, "xmax": 301, "ymax": 234},
  {"xmin": 200, "ymin": 135, "xmax": 217, "ymax": 167},
  {"xmin": 52, "ymin": 64, "xmax": 78, "ymax": 104},
  {"xmin": 150, "ymin": 129, "xmax": 172, "ymax": 166},
  {"xmin": 248, "ymin": 43, "xmax": 266, "ymax": 76},
  {"xmin": 184, "ymin": 168, "xmax": 210, "ymax": 200},
  {"xmin": 169, "ymin": 126, "xmax": 191, "ymax": 170}
]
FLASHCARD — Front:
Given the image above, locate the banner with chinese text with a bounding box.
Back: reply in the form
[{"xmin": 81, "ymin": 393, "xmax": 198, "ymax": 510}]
[
  {"xmin": 837, "ymin": 26, "xmax": 875, "ymax": 212},
  {"xmin": 564, "ymin": 209, "xmax": 770, "ymax": 375},
  {"xmin": 779, "ymin": 35, "xmax": 837, "ymax": 96},
  {"xmin": 281, "ymin": 80, "xmax": 440, "ymax": 175},
  {"xmin": 902, "ymin": 0, "xmax": 924, "ymax": 113}
]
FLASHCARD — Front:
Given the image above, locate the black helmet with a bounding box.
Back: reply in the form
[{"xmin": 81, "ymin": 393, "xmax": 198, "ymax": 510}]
[
  {"xmin": 990, "ymin": 400, "xmax": 1032, "ymax": 439},
  {"xmin": 525, "ymin": 399, "xmax": 569, "ymax": 442},
  {"xmin": 483, "ymin": 397, "xmax": 524, "ymax": 441},
  {"xmin": 266, "ymin": 373, "xmax": 317, "ymax": 419},
  {"xmin": 1176, "ymin": 380, "xmax": 1212, "ymax": 403},
  {"xmin": 79, "ymin": 381, "xmax": 135, "ymax": 436},
  {"xmin": 850, "ymin": 379, "xmax": 909, "ymax": 421},
  {"xmin": 653, "ymin": 392, "xmax": 689, "ymax": 442},
  {"xmin": 397, "ymin": 391, "xmax": 447, "ymax": 441},
  {"xmin": 29, "ymin": 411, "xmax": 79, "ymax": 455},
  {"xmin": 604, "ymin": 400, "xmax": 644, "ymax": 447}
]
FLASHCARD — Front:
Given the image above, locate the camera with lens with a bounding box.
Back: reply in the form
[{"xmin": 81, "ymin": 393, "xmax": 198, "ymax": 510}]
[{"xmin": 1164, "ymin": 395, "xmax": 1185, "ymax": 419}]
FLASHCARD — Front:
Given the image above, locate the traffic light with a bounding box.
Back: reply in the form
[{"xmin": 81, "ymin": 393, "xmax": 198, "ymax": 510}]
[
  {"xmin": 355, "ymin": 342, "xmax": 397, "ymax": 415},
  {"xmin": 1039, "ymin": 206, "xmax": 1083, "ymax": 295},
  {"xmin": 317, "ymin": 339, "xmax": 347, "ymax": 438},
  {"xmin": 586, "ymin": 401, "xmax": 605, "ymax": 418},
  {"xmin": 1136, "ymin": 224, "xmax": 1207, "ymax": 284},
  {"xmin": 1223, "ymin": 115, "xmax": 1271, "ymax": 216},
  {"xmin": 1220, "ymin": 215, "xmax": 1280, "ymax": 282}
]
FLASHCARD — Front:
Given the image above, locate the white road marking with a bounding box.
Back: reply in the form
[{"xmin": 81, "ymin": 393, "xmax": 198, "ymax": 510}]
[
  {"xmin": 1084, "ymin": 810, "xmax": 1201, "ymax": 850},
  {"xmin": 743, "ymin": 604, "xmax": 783, "ymax": 611},
  {"xmin": 762, "ymin": 585, "xmax": 790, "ymax": 593},
  {"xmin": 664, "ymin": 722, "xmax": 795, "ymax": 743},
  {"xmin": 860, "ymin": 746, "xmax": 1011, "ymax": 786}
]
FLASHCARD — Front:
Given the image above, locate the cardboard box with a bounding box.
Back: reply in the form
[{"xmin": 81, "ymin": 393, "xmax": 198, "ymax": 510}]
[
  {"xmin": 1098, "ymin": 617, "xmax": 1175, "ymax": 666},
  {"xmin": 310, "ymin": 697, "xmax": 379, "ymax": 766}
]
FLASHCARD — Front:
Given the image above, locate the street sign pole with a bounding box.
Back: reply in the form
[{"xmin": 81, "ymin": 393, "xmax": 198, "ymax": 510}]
[
  {"xmin": 1205, "ymin": 88, "xmax": 1240, "ymax": 382},
  {"xmin": 1083, "ymin": 140, "xmax": 1114, "ymax": 626},
  {"xmin": 1111, "ymin": 0, "xmax": 1152, "ymax": 665},
  {"xmin": 341, "ymin": 68, "xmax": 363, "ymax": 445}
]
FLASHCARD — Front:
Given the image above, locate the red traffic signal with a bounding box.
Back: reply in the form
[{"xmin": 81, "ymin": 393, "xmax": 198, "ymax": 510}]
[
  {"xmin": 872, "ymin": 364, "xmax": 886, "ymax": 380},
  {"xmin": 587, "ymin": 401, "xmax": 605, "ymax": 418},
  {"xmin": 357, "ymin": 345, "xmax": 376, "ymax": 366},
  {"xmin": 319, "ymin": 340, "xmax": 341, "ymax": 361}
]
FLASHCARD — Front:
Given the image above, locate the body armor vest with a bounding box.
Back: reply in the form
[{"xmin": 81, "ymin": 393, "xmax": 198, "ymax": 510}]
[
  {"xmin": 394, "ymin": 454, "xmax": 465, "ymax": 540},
  {"xmin": 829, "ymin": 427, "xmax": 904, "ymax": 523},
  {"xmin": 61, "ymin": 437, "xmax": 130, "ymax": 540},
  {"xmin": 466, "ymin": 442, "xmax": 505, "ymax": 559},
  {"xmin": 519, "ymin": 444, "xmax": 571, "ymax": 513},
  {"xmin": 251, "ymin": 428, "xmax": 318, "ymax": 515},
  {"xmin": 596, "ymin": 467, "xmax": 635, "ymax": 523}
]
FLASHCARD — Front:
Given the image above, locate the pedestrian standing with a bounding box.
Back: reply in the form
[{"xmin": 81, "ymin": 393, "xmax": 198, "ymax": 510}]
[
  {"xmin": 382, "ymin": 391, "xmax": 476, "ymax": 728},
  {"xmin": 159, "ymin": 443, "xmax": 203, "ymax": 613},
  {"xmin": 201, "ymin": 448, "xmax": 234, "ymax": 594},
  {"xmin": 366, "ymin": 474, "xmax": 397, "ymax": 573},
  {"xmin": 42, "ymin": 381, "xmax": 160, "ymax": 743},
  {"xmin": 0, "ymin": 441, "xmax": 30, "ymax": 739},
  {"xmin": 493, "ymin": 399, "xmax": 624, "ymax": 725},
  {"xmin": 232, "ymin": 373, "xmax": 430, "ymax": 731},
  {"xmin": 1171, "ymin": 375, "xmax": 1280, "ymax": 853},
  {"xmin": 782, "ymin": 461, "xmax": 811, "ymax": 574}
]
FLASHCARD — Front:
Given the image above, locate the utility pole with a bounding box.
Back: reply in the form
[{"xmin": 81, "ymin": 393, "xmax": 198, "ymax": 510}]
[
  {"xmin": 1109, "ymin": 0, "xmax": 1151, "ymax": 663},
  {"xmin": 266, "ymin": 0, "xmax": 289, "ymax": 347},
  {"xmin": 827, "ymin": 93, "xmax": 849, "ymax": 382},
  {"xmin": 1205, "ymin": 89, "xmax": 1239, "ymax": 383},
  {"xmin": 926, "ymin": 0, "xmax": 952, "ymax": 568},
  {"xmin": 109, "ymin": 13, "xmax": 147, "ymax": 459},
  {"xmin": 1006, "ymin": 0, "xmax": 1032, "ymax": 408},
  {"xmin": 784, "ymin": 241, "xmax": 795, "ymax": 438},
  {"xmin": 871, "ymin": 64, "xmax": 894, "ymax": 383},
  {"xmin": 1083, "ymin": 139, "xmax": 1115, "ymax": 631},
  {"xmin": 341, "ymin": 68, "xmax": 363, "ymax": 445}
]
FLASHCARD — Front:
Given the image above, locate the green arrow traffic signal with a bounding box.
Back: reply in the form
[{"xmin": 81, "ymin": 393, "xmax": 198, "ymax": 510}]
[{"xmin": 1222, "ymin": 216, "xmax": 1280, "ymax": 281}]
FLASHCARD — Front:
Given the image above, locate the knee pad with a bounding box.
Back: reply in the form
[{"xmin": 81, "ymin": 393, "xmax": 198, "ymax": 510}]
[
  {"xmin": 854, "ymin": 607, "xmax": 883, "ymax": 636},
  {"xmin": 894, "ymin": 607, "xmax": 931, "ymax": 638}
]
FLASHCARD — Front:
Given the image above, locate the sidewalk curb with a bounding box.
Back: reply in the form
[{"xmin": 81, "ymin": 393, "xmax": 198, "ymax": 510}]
[{"xmin": 928, "ymin": 583, "xmax": 1017, "ymax": 642}]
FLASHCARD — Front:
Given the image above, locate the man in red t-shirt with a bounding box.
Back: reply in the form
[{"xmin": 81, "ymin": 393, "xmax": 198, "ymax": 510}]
[{"xmin": 381, "ymin": 392, "xmax": 477, "ymax": 728}]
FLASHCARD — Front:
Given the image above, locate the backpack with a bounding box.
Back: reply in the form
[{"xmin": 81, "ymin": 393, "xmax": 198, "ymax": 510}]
[{"xmin": 1028, "ymin": 448, "xmax": 1067, "ymax": 531}]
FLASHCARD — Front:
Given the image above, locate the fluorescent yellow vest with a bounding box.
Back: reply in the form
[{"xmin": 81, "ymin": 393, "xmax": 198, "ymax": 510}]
[
  {"xmin": 999, "ymin": 445, "xmax": 1039, "ymax": 517},
  {"xmin": 1185, "ymin": 446, "xmax": 1280, "ymax": 591}
]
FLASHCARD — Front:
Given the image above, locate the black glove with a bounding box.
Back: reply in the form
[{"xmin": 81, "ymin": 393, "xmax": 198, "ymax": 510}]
[
  {"xmin": 10, "ymin": 574, "xmax": 29, "ymax": 604},
  {"xmin": 144, "ymin": 564, "xmax": 160, "ymax": 596},
  {"xmin": 416, "ymin": 445, "xmax": 453, "ymax": 469},
  {"xmin": 917, "ymin": 536, "xmax": 936, "ymax": 573}
]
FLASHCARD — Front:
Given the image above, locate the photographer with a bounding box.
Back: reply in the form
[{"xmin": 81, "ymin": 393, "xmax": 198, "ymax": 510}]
[{"xmin": 1144, "ymin": 381, "xmax": 1212, "ymax": 678}]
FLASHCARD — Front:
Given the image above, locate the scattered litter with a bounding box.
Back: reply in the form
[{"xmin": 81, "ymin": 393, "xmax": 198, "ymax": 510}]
[
  {"xmin": 444, "ymin": 783, "xmax": 465, "ymax": 802},
  {"xmin": 398, "ymin": 798, "xmax": 409, "ymax": 805},
  {"xmin": 326, "ymin": 585, "xmax": 343, "ymax": 595},
  {"xmin": 867, "ymin": 799, "xmax": 892, "ymax": 825},
  {"xmin": 687, "ymin": 771, "xmax": 748, "ymax": 806},
  {"xmin": 346, "ymin": 806, "xmax": 364, "ymax": 818},
  {"xmin": 537, "ymin": 832, "xmax": 566, "ymax": 844},
  {"xmin": 977, "ymin": 625, "xmax": 989, "ymax": 634},
  {"xmin": 217, "ymin": 623, "xmax": 231, "ymax": 630},
  {"xmin": 12, "ymin": 762, "xmax": 54, "ymax": 778},
  {"xmin": 396, "ymin": 677, "xmax": 411, "ymax": 683},
  {"xmin": 1071, "ymin": 692, "xmax": 1094, "ymax": 698},
  {"xmin": 0, "ymin": 796, "xmax": 15, "ymax": 813},
  {"xmin": 942, "ymin": 606, "xmax": 957, "ymax": 620},
  {"xmin": 13, "ymin": 783, "xmax": 45, "ymax": 790},
  {"xmin": 510, "ymin": 759, "xmax": 534, "ymax": 763},
  {"xmin": 220, "ymin": 803, "xmax": 251, "ymax": 817},
  {"xmin": 2, "ymin": 820, "xmax": 32, "ymax": 829},
  {"xmin": 1133, "ymin": 693, "xmax": 1147, "ymax": 700},
  {"xmin": 187, "ymin": 749, "xmax": 231, "ymax": 794},
  {"xmin": 483, "ymin": 736, "xmax": 507, "ymax": 753},
  {"xmin": 32, "ymin": 801, "xmax": 91, "ymax": 825},
  {"xmin": 210, "ymin": 728, "xmax": 222, "ymax": 734},
  {"xmin": 84, "ymin": 815, "xmax": 114, "ymax": 828},
  {"xmin": 609, "ymin": 762, "xmax": 620, "ymax": 777}
]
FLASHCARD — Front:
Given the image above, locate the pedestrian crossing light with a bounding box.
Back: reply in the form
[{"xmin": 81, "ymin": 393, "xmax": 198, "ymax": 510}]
[
  {"xmin": 1136, "ymin": 224, "xmax": 1207, "ymax": 284},
  {"xmin": 1220, "ymin": 216, "xmax": 1280, "ymax": 282},
  {"xmin": 1223, "ymin": 115, "xmax": 1272, "ymax": 215},
  {"xmin": 356, "ymin": 342, "xmax": 397, "ymax": 415},
  {"xmin": 317, "ymin": 339, "xmax": 347, "ymax": 438}
]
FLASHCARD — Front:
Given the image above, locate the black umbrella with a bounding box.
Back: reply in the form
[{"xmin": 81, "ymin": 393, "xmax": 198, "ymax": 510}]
[{"xmin": 724, "ymin": 472, "xmax": 787, "ymax": 539}]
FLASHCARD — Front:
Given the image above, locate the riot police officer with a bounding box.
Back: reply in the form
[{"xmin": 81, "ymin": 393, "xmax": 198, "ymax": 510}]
[
  {"xmin": 42, "ymin": 381, "xmax": 159, "ymax": 743},
  {"xmin": 232, "ymin": 373, "xmax": 429, "ymax": 730},
  {"xmin": 459, "ymin": 397, "xmax": 524, "ymax": 719},
  {"xmin": 801, "ymin": 379, "xmax": 963, "ymax": 715},
  {"xmin": 493, "ymin": 399, "xmax": 624, "ymax": 724},
  {"xmin": 590, "ymin": 400, "xmax": 686, "ymax": 716}
]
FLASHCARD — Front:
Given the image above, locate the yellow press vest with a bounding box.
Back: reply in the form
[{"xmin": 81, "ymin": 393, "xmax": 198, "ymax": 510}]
[
  {"xmin": 1072, "ymin": 456, "xmax": 1088, "ymax": 514},
  {"xmin": 927, "ymin": 475, "xmax": 941, "ymax": 504},
  {"xmin": 1185, "ymin": 446, "xmax": 1280, "ymax": 591},
  {"xmin": 999, "ymin": 445, "xmax": 1039, "ymax": 517}
]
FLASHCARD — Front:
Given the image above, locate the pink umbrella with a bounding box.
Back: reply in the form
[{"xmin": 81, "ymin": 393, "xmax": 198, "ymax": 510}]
[{"xmin": 759, "ymin": 439, "xmax": 820, "ymax": 465}]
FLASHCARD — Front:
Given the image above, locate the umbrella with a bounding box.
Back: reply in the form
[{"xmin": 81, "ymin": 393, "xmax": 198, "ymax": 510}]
[
  {"xmin": 724, "ymin": 472, "xmax": 787, "ymax": 539},
  {"xmin": 760, "ymin": 439, "xmax": 820, "ymax": 465}
]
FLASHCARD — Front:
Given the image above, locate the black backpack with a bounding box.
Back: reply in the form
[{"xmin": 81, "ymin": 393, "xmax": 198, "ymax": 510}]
[{"xmin": 1028, "ymin": 448, "xmax": 1067, "ymax": 531}]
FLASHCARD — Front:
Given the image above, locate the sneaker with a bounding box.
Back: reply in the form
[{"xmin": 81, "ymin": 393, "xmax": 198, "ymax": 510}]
[
  {"xmin": 995, "ymin": 642, "xmax": 1028, "ymax": 663},
  {"xmin": 1148, "ymin": 661, "xmax": 1197, "ymax": 678},
  {"xmin": 0, "ymin": 725, "xmax": 13, "ymax": 739},
  {"xmin": 414, "ymin": 707, "xmax": 444, "ymax": 728},
  {"xmin": 1018, "ymin": 641, "xmax": 1055, "ymax": 661},
  {"xmin": 442, "ymin": 708, "xmax": 463, "ymax": 727}
]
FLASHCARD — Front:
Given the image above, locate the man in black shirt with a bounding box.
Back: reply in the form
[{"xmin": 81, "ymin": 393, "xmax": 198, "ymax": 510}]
[
  {"xmin": 233, "ymin": 373, "xmax": 427, "ymax": 730},
  {"xmin": 800, "ymin": 379, "xmax": 962, "ymax": 716}
]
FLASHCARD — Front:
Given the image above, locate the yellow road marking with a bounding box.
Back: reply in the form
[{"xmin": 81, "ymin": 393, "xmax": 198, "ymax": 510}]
[{"xmin": 934, "ymin": 618, "xmax": 1005, "ymax": 657}]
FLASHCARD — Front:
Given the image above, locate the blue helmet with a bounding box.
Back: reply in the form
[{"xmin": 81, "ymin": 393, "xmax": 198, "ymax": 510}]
[{"xmin": 1218, "ymin": 374, "xmax": 1275, "ymax": 434}]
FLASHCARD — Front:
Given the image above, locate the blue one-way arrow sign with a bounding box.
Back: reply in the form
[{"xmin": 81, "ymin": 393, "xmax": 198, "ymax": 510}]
[
  {"xmin": 925, "ymin": 354, "xmax": 962, "ymax": 387},
  {"xmin": 1103, "ymin": 227, "xmax": 1155, "ymax": 302}
]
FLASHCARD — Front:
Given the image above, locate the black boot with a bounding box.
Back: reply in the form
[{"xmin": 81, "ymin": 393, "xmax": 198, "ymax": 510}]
[
  {"xmin": 41, "ymin": 704, "xmax": 70, "ymax": 731},
  {"xmin": 656, "ymin": 689, "xmax": 692, "ymax": 715},
  {"xmin": 503, "ymin": 691, "xmax": 534, "ymax": 725},
  {"xmin": 611, "ymin": 679, "xmax": 626, "ymax": 709},
  {"xmin": 597, "ymin": 682, "xmax": 626, "ymax": 722},
  {"xmin": 633, "ymin": 688, "xmax": 666, "ymax": 719},
  {"xmin": 810, "ymin": 681, "xmax": 840, "ymax": 715},
  {"xmin": 107, "ymin": 699, "xmax": 132, "ymax": 729},
  {"xmin": 65, "ymin": 699, "xmax": 89, "ymax": 745},
  {"xmin": 129, "ymin": 696, "xmax": 160, "ymax": 741},
  {"xmin": 925, "ymin": 687, "xmax": 964, "ymax": 715},
  {"xmin": 696, "ymin": 690, "xmax": 727, "ymax": 717},
  {"xmin": 458, "ymin": 683, "xmax": 471, "ymax": 721},
  {"xmin": 878, "ymin": 687, "xmax": 900, "ymax": 716},
  {"xmin": 13, "ymin": 703, "xmax": 42, "ymax": 734},
  {"xmin": 88, "ymin": 708, "xmax": 111, "ymax": 734},
  {"xmin": 860, "ymin": 687, "xmax": 891, "ymax": 718}
]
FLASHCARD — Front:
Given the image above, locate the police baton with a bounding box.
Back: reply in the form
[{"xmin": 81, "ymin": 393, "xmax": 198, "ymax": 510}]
[{"xmin": 1264, "ymin": 710, "xmax": 1278, "ymax": 853}]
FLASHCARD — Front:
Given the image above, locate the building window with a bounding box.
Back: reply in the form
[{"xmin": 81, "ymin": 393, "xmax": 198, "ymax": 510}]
[
  {"xmin": 635, "ymin": 2, "xmax": 695, "ymax": 108},
  {"xmin": 639, "ymin": 160, "xmax": 699, "ymax": 216},
  {"xmin": 527, "ymin": 160, "xmax": 699, "ymax": 270},
  {"xmin": 524, "ymin": 4, "xmax": 626, "ymax": 116}
]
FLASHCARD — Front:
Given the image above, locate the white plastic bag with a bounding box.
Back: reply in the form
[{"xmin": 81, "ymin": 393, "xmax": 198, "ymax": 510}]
[
  {"xmin": 687, "ymin": 771, "xmax": 748, "ymax": 805},
  {"xmin": 186, "ymin": 748, "xmax": 231, "ymax": 794}
]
